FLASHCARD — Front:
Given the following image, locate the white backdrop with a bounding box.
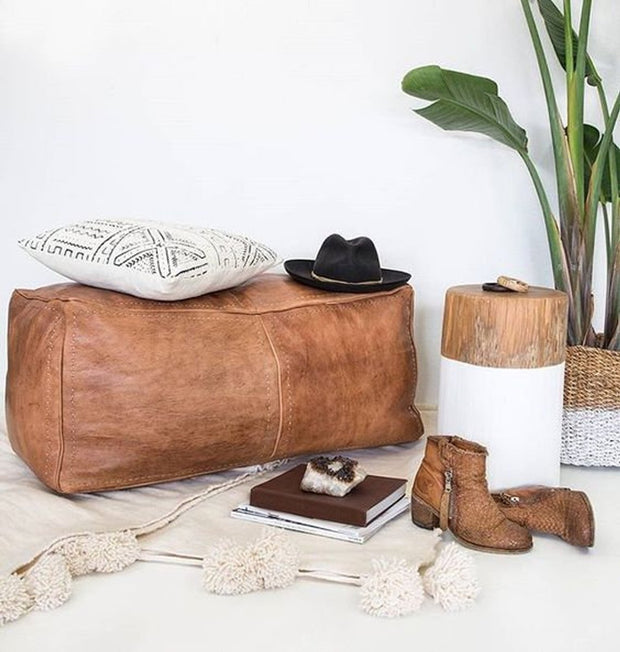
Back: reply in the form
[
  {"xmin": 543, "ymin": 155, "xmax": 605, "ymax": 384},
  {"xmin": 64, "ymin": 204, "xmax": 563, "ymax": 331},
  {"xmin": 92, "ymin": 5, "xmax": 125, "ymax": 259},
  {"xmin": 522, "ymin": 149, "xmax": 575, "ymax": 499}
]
[{"xmin": 1, "ymin": 0, "xmax": 618, "ymax": 405}]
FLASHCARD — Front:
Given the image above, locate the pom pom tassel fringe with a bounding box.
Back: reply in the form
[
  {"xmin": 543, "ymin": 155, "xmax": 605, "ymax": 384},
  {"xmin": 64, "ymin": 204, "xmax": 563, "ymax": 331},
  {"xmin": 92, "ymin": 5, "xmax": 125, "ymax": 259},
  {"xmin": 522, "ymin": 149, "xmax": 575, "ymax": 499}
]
[
  {"xmin": 142, "ymin": 530, "xmax": 480, "ymax": 618},
  {"xmin": 2, "ymin": 461, "xmax": 283, "ymax": 628},
  {"xmin": 1, "ymin": 459, "xmax": 281, "ymax": 627},
  {"xmin": 0, "ymin": 531, "xmax": 139, "ymax": 627},
  {"xmin": 1, "ymin": 530, "xmax": 480, "ymax": 626}
]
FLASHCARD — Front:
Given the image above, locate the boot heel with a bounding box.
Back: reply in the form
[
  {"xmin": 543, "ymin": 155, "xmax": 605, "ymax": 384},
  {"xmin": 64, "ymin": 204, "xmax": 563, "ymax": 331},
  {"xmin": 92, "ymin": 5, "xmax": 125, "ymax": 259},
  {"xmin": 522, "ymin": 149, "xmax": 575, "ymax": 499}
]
[{"xmin": 411, "ymin": 494, "xmax": 440, "ymax": 530}]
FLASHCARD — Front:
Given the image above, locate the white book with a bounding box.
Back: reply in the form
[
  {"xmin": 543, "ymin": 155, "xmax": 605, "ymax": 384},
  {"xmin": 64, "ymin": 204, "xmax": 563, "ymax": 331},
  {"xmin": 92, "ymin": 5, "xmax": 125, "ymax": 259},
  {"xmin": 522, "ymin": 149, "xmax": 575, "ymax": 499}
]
[{"xmin": 230, "ymin": 495, "xmax": 410, "ymax": 544}]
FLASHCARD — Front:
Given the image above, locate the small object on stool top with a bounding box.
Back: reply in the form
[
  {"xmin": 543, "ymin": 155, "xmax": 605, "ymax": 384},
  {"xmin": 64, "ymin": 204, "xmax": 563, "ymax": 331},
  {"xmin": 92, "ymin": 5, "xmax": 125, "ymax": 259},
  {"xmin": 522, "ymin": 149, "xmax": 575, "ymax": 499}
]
[
  {"xmin": 482, "ymin": 282, "xmax": 514, "ymax": 293},
  {"xmin": 497, "ymin": 275, "xmax": 529, "ymax": 293},
  {"xmin": 300, "ymin": 456, "xmax": 367, "ymax": 497}
]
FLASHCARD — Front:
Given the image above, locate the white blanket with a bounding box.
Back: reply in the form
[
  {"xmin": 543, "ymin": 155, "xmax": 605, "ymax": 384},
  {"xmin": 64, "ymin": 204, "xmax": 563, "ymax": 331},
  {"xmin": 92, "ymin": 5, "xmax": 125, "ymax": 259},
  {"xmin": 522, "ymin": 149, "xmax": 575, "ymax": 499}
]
[
  {"xmin": 0, "ymin": 412, "xmax": 439, "ymax": 579},
  {"xmin": 3, "ymin": 410, "xmax": 619, "ymax": 651}
]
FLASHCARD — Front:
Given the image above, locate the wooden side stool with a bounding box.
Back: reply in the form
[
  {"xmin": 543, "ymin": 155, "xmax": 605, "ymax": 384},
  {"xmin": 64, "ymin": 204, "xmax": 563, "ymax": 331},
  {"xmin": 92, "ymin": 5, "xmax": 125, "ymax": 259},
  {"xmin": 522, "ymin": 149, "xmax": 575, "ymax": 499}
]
[{"xmin": 438, "ymin": 284, "xmax": 568, "ymax": 490}]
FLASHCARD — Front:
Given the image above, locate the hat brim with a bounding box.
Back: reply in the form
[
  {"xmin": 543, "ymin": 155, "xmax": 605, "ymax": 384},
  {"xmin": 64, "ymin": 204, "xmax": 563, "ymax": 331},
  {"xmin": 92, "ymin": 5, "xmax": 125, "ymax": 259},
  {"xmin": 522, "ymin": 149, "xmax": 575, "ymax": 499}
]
[{"xmin": 284, "ymin": 260, "xmax": 411, "ymax": 293}]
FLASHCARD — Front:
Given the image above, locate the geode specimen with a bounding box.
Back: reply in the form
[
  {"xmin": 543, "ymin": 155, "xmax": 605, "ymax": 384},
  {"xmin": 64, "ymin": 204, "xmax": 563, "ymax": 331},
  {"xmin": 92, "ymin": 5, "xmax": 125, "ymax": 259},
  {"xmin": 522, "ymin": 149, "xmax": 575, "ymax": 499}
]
[{"xmin": 300, "ymin": 456, "xmax": 367, "ymax": 497}]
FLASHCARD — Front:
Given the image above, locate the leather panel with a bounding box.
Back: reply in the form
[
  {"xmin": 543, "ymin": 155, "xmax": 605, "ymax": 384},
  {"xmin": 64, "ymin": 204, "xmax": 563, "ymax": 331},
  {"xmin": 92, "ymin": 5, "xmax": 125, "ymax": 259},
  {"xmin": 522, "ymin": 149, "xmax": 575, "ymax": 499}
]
[
  {"xmin": 6, "ymin": 293, "xmax": 65, "ymax": 489},
  {"xmin": 59, "ymin": 304, "xmax": 278, "ymax": 492},
  {"xmin": 261, "ymin": 287, "xmax": 423, "ymax": 458}
]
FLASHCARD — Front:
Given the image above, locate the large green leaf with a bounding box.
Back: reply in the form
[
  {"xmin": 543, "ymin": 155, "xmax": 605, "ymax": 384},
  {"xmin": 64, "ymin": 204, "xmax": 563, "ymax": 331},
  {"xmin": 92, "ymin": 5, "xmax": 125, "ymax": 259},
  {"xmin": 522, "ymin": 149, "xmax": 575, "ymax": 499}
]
[
  {"xmin": 536, "ymin": 0, "xmax": 600, "ymax": 85},
  {"xmin": 402, "ymin": 66, "xmax": 528, "ymax": 152}
]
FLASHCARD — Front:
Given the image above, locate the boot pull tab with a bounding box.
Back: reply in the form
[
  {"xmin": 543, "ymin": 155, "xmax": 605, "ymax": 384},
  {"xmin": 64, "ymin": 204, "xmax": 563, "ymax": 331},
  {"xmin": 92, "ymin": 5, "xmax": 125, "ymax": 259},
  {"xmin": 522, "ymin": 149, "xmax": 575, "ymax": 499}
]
[{"xmin": 439, "ymin": 470, "xmax": 453, "ymax": 531}]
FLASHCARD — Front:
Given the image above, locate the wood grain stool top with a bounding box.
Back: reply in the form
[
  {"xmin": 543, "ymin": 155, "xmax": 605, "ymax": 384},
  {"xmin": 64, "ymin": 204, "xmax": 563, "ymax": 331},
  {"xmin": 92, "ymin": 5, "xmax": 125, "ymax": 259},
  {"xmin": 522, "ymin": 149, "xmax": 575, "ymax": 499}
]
[{"xmin": 441, "ymin": 285, "xmax": 568, "ymax": 369}]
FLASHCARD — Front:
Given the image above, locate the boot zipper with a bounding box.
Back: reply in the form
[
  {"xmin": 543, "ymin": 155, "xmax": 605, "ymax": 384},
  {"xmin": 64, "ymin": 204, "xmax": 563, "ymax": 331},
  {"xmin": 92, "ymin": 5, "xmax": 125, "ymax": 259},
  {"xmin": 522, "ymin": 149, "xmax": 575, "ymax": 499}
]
[
  {"xmin": 439, "ymin": 470, "xmax": 453, "ymax": 531},
  {"xmin": 499, "ymin": 492, "xmax": 520, "ymax": 505}
]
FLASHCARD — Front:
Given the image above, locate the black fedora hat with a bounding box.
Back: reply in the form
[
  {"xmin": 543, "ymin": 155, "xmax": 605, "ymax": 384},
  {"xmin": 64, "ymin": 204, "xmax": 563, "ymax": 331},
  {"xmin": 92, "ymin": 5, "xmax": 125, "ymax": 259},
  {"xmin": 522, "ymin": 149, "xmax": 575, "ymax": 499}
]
[{"xmin": 284, "ymin": 234, "xmax": 411, "ymax": 293}]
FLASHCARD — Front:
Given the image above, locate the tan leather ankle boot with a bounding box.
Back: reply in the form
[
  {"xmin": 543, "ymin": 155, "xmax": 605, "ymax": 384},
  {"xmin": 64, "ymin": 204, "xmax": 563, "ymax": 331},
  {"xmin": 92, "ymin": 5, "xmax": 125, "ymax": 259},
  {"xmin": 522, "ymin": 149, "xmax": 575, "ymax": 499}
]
[
  {"xmin": 492, "ymin": 487, "xmax": 595, "ymax": 548},
  {"xmin": 411, "ymin": 436, "xmax": 532, "ymax": 553}
]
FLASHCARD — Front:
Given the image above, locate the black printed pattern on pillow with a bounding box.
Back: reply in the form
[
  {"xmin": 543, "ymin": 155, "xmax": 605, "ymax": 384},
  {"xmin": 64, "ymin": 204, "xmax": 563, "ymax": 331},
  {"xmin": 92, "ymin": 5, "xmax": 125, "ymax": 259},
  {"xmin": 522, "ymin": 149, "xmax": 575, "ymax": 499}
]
[{"xmin": 19, "ymin": 219, "xmax": 279, "ymax": 279}]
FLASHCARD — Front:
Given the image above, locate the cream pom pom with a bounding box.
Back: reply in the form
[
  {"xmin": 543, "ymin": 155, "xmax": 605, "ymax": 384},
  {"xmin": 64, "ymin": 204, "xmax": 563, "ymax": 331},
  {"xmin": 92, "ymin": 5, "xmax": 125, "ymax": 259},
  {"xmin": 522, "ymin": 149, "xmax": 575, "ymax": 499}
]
[
  {"xmin": 80, "ymin": 531, "xmax": 140, "ymax": 573},
  {"xmin": 359, "ymin": 559, "xmax": 425, "ymax": 618},
  {"xmin": 203, "ymin": 530, "xmax": 299, "ymax": 595},
  {"xmin": 24, "ymin": 554, "xmax": 72, "ymax": 611},
  {"xmin": 203, "ymin": 539, "xmax": 263, "ymax": 595},
  {"xmin": 422, "ymin": 542, "xmax": 480, "ymax": 611},
  {"xmin": 248, "ymin": 530, "xmax": 300, "ymax": 590},
  {"xmin": 55, "ymin": 537, "xmax": 93, "ymax": 577},
  {"xmin": 57, "ymin": 531, "xmax": 140, "ymax": 576},
  {"xmin": 0, "ymin": 575, "xmax": 33, "ymax": 626}
]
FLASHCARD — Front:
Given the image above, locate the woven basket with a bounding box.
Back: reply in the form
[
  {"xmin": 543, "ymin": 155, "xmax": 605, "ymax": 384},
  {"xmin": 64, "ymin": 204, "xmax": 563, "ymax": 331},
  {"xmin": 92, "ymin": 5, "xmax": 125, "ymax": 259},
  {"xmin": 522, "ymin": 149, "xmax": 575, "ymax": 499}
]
[{"xmin": 561, "ymin": 345, "xmax": 620, "ymax": 466}]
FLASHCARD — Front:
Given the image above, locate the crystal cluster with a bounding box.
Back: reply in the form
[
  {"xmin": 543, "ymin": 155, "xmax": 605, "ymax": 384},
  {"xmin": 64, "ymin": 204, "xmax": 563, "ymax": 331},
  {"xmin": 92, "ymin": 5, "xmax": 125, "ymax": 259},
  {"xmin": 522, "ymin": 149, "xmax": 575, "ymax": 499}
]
[{"xmin": 300, "ymin": 456, "xmax": 367, "ymax": 497}]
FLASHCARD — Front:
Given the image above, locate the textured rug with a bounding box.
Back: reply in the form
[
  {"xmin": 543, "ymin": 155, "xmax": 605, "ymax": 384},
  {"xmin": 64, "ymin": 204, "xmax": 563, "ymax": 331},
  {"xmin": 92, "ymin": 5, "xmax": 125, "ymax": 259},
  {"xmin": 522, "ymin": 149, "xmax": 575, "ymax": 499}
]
[{"xmin": 0, "ymin": 412, "xmax": 441, "ymax": 583}]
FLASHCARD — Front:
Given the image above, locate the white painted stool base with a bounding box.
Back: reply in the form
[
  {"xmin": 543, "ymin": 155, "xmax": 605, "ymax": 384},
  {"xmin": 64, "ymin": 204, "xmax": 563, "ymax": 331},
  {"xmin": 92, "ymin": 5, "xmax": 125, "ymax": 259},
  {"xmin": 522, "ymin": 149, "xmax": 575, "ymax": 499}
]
[{"xmin": 438, "ymin": 356, "xmax": 564, "ymax": 491}]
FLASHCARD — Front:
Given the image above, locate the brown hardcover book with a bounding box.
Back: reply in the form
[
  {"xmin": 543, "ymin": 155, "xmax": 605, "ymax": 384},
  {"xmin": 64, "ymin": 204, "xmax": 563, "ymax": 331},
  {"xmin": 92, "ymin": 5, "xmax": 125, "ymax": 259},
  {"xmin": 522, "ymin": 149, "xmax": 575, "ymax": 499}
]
[{"xmin": 250, "ymin": 464, "xmax": 407, "ymax": 527}]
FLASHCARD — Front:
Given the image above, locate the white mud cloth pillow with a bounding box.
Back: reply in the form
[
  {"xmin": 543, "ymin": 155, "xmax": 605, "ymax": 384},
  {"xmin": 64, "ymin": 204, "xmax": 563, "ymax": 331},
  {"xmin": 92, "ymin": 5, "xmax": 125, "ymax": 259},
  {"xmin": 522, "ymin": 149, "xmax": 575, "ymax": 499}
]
[{"xmin": 19, "ymin": 219, "xmax": 280, "ymax": 300}]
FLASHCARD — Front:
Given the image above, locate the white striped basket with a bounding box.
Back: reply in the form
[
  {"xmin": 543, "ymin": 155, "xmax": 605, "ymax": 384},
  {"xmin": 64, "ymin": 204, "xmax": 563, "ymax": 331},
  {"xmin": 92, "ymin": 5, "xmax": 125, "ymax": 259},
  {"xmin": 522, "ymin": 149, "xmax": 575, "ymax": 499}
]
[{"xmin": 561, "ymin": 345, "xmax": 620, "ymax": 466}]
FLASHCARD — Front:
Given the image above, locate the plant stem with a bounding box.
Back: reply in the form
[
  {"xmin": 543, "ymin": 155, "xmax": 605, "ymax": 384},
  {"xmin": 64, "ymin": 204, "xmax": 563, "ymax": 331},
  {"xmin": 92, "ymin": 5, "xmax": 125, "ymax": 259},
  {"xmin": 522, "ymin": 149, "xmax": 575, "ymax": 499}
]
[
  {"xmin": 563, "ymin": 0, "xmax": 574, "ymax": 78},
  {"xmin": 592, "ymin": 80, "xmax": 619, "ymax": 346},
  {"xmin": 586, "ymin": 92, "xmax": 620, "ymax": 259},
  {"xmin": 595, "ymin": 84, "xmax": 620, "ymax": 252},
  {"xmin": 601, "ymin": 203, "xmax": 612, "ymax": 264},
  {"xmin": 518, "ymin": 150, "xmax": 577, "ymax": 342},
  {"xmin": 585, "ymin": 91, "xmax": 620, "ymax": 345},
  {"xmin": 522, "ymin": 0, "xmax": 580, "ymax": 313},
  {"xmin": 518, "ymin": 153, "xmax": 565, "ymax": 287},
  {"xmin": 567, "ymin": 0, "xmax": 591, "ymax": 211},
  {"xmin": 606, "ymin": 244, "xmax": 620, "ymax": 349}
]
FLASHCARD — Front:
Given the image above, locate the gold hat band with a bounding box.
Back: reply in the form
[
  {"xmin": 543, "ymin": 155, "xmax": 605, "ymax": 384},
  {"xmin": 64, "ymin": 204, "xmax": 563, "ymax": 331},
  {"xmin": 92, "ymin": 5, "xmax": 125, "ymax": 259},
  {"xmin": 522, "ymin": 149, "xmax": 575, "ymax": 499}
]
[{"xmin": 310, "ymin": 270, "xmax": 384, "ymax": 285}]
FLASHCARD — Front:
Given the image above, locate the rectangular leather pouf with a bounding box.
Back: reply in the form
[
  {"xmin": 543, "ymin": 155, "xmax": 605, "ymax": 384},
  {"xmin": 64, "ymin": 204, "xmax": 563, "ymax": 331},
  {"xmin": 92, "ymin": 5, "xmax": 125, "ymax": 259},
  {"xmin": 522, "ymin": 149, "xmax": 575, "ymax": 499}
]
[{"xmin": 6, "ymin": 274, "xmax": 424, "ymax": 493}]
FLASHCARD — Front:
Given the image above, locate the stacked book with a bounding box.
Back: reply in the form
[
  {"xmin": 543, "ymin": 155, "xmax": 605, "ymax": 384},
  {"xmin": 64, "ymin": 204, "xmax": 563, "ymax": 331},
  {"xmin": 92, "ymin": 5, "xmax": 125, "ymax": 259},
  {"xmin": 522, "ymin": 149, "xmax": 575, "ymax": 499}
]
[{"xmin": 231, "ymin": 464, "xmax": 408, "ymax": 543}]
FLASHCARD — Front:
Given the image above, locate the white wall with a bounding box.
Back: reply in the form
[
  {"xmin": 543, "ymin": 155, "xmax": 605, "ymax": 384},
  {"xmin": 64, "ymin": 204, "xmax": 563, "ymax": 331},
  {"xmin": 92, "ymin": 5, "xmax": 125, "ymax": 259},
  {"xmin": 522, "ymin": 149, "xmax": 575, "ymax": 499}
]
[{"xmin": 1, "ymin": 0, "xmax": 618, "ymax": 405}]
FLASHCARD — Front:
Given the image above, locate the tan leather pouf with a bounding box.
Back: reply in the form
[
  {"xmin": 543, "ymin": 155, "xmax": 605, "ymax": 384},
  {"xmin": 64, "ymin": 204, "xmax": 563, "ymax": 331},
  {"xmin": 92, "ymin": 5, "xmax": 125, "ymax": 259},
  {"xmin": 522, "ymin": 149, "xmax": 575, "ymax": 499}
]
[{"xmin": 6, "ymin": 274, "xmax": 423, "ymax": 493}]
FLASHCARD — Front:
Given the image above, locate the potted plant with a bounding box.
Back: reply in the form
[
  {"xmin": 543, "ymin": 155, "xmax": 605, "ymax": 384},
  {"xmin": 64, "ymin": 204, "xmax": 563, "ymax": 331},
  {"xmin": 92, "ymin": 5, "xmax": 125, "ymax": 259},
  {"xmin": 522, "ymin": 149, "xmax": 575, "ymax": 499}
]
[{"xmin": 402, "ymin": 0, "xmax": 619, "ymax": 465}]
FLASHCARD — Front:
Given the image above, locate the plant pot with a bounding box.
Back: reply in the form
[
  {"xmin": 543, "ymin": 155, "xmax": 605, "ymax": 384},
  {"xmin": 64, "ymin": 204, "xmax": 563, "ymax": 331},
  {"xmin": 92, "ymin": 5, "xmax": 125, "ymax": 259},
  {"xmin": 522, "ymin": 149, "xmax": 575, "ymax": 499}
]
[{"xmin": 561, "ymin": 345, "xmax": 620, "ymax": 466}]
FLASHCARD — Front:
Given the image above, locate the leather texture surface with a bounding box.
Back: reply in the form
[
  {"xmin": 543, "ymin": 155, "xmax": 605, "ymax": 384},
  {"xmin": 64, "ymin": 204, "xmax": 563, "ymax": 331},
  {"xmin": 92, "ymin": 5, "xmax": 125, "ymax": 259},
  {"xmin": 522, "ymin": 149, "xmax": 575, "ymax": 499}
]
[
  {"xmin": 493, "ymin": 486, "xmax": 595, "ymax": 547},
  {"xmin": 412, "ymin": 436, "xmax": 532, "ymax": 552},
  {"xmin": 6, "ymin": 274, "xmax": 423, "ymax": 493}
]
